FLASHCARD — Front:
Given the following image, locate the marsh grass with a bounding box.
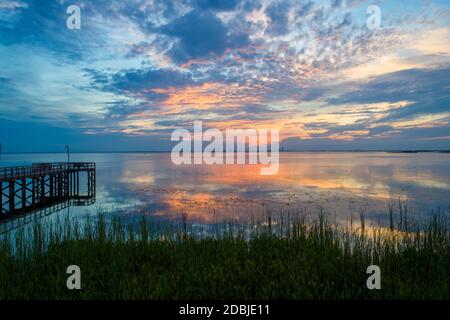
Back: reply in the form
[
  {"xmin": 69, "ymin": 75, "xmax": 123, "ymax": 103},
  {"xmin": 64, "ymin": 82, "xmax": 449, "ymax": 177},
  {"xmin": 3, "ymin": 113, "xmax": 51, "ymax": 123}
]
[{"xmin": 0, "ymin": 209, "xmax": 449, "ymax": 299}]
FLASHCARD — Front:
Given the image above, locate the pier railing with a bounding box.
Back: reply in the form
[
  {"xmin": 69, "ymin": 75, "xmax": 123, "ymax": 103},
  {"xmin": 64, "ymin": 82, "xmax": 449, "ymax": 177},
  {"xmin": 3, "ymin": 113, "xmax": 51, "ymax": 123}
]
[{"xmin": 0, "ymin": 162, "xmax": 95, "ymax": 181}]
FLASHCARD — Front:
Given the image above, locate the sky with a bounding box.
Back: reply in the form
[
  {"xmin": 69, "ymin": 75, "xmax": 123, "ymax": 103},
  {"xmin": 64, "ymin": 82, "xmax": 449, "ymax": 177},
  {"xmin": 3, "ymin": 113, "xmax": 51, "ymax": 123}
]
[{"xmin": 0, "ymin": 0, "xmax": 449, "ymax": 152}]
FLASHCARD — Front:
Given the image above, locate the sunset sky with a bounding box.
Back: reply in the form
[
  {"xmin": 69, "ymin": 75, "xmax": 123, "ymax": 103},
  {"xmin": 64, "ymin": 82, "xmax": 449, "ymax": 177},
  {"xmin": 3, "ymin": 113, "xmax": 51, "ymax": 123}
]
[{"xmin": 0, "ymin": 0, "xmax": 449, "ymax": 151}]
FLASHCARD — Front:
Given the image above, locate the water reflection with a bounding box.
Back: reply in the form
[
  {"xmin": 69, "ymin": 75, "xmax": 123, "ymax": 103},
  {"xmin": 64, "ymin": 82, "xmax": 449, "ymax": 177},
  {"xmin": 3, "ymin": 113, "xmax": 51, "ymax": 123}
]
[{"xmin": 1, "ymin": 152, "xmax": 449, "ymax": 226}]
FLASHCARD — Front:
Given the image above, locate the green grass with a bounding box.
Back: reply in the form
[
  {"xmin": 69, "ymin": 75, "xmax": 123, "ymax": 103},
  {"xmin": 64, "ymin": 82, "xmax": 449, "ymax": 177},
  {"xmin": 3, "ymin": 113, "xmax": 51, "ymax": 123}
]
[{"xmin": 0, "ymin": 211, "xmax": 449, "ymax": 299}]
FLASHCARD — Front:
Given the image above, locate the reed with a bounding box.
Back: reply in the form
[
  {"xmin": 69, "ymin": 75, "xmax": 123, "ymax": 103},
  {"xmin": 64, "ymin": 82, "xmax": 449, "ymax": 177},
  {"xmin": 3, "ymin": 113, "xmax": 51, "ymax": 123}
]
[{"xmin": 0, "ymin": 208, "xmax": 448, "ymax": 299}]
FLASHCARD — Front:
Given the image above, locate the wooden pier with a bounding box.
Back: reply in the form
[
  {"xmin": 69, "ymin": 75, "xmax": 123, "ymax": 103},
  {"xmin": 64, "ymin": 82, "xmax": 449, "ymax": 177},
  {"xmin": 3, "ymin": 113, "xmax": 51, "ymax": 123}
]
[{"xmin": 0, "ymin": 162, "xmax": 95, "ymax": 221}]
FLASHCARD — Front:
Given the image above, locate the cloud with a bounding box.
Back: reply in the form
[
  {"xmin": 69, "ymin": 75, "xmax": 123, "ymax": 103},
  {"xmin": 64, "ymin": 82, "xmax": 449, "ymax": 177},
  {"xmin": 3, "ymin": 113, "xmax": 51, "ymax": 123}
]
[
  {"xmin": 265, "ymin": 1, "xmax": 291, "ymax": 36},
  {"xmin": 157, "ymin": 9, "xmax": 249, "ymax": 63},
  {"xmin": 86, "ymin": 67, "xmax": 198, "ymax": 96},
  {"xmin": 0, "ymin": 118, "xmax": 171, "ymax": 152},
  {"xmin": 0, "ymin": 0, "xmax": 27, "ymax": 10},
  {"xmin": 112, "ymin": 68, "xmax": 197, "ymax": 91},
  {"xmin": 283, "ymin": 123, "xmax": 450, "ymax": 150},
  {"xmin": 331, "ymin": 67, "xmax": 450, "ymax": 122},
  {"xmin": 194, "ymin": 0, "xmax": 241, "ymax": 11}
]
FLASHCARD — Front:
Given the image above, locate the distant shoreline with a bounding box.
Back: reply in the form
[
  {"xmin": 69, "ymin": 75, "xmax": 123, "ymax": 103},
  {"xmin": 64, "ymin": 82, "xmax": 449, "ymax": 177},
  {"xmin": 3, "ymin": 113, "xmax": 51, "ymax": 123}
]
[{"xmin": 1, "ymin": 150, "xmax": 450, "ymax": 154}]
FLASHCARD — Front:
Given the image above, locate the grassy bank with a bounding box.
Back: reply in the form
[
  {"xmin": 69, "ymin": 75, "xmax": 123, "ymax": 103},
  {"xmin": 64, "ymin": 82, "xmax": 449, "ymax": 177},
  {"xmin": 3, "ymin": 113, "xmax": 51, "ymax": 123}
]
[{"xmin": 0, "ymin": 213, "xmax": 449, "ymax": 299}]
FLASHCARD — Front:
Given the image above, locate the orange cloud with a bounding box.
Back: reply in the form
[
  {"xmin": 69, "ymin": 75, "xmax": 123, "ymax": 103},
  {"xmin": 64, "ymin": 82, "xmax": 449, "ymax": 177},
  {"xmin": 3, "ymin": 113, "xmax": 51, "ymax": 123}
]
[{"xmin": 151, "ymin": 82, "xmax": 266, "ymax": 114}]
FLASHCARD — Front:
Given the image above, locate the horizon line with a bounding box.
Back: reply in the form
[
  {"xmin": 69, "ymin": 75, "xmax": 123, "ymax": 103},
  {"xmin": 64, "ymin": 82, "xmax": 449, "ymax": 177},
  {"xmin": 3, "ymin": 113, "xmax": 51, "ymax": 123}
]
[{"xmin": 1, "ymin": 149, "xmax": 450, "ymax": 154}]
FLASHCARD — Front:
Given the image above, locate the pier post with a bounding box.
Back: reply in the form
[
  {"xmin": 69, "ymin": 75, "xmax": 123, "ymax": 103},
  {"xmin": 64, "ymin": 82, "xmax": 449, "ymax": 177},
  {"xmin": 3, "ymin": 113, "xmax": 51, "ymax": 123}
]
[
  {"xmin": 87, "ymin": 171, "xmax": 91, "ymax": 196},
  {"xmin": 40, "ymin": 176, "xmax": 45, "ymax": 204},
  {"xmin": 32, "ymin": 178, "xmax": 35, "ymax": 208},
  {"xmin": 0, "ymin": 183, "xmax": 2, "ymax": 215},
  {"xmin": 8, "ymin": 182, "xmax": 14, "ymax": 213},
  {"xmin": 76, "ymin": 171, "xmax": 79, "ymax": 196},
  {"xmin": 50, "ymin": 174, "xmax": 54, "ymax": 201},
  {"xmin": 69, "ymin": 172, "xmax": 72, "ymax": 197},
  {"xmin": 64, "ymin": 172, "xmax": 69, "ymax": 198},
  {"xmin": 21, "ymin": 179, "xmax": 26, "ymax": 210},
  {"xmin": 58, "ymin": 174, "xmax": 62, "ymax": 200}
]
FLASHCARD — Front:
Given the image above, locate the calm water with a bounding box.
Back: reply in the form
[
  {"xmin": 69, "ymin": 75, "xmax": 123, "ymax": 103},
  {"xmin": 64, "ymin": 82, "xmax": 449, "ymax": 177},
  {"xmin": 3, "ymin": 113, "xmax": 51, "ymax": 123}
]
[{"xmin": 1, "ymin": 152, "xmax": 449, "ymax": 227}]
